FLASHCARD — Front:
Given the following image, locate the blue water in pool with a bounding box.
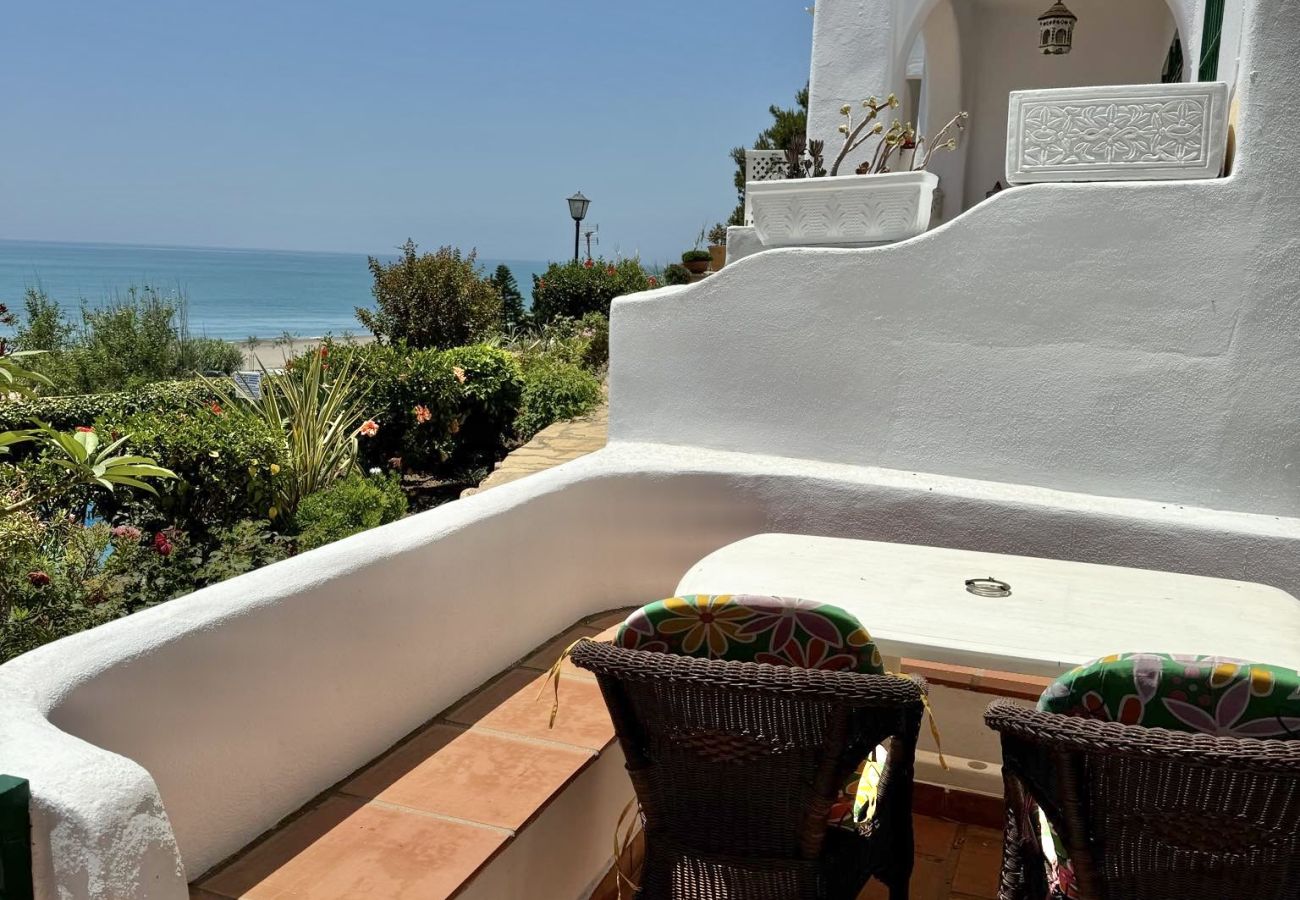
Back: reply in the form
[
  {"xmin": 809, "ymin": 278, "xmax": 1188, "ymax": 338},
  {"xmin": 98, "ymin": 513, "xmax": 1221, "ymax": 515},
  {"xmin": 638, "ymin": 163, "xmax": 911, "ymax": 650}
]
[{"xmin": 0, "ymin": 239, "xmax": 549, "ymax": 341}]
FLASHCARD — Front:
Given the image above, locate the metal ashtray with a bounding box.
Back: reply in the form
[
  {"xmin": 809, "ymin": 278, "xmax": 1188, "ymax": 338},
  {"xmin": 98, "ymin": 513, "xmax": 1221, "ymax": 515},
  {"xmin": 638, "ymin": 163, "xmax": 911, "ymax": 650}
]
[{"xmin": 965, "ymin": 576, "xmax": 1012, "ymax": 598}]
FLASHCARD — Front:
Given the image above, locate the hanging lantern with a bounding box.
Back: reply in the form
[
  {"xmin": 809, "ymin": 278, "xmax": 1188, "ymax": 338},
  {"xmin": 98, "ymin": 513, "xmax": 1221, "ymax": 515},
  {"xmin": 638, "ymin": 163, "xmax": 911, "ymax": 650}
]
[{"xmin": 1038, "ymin": 0, "xmax": 1077, "ymax": 55}]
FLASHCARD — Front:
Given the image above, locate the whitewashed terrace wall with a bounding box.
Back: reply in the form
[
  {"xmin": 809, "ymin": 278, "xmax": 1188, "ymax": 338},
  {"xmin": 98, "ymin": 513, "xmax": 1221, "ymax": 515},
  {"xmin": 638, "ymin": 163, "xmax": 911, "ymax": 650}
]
[
  {"xmin": 4, "ymin": 442, "xmax": 1300, "ymax": 898},
  {"xmin": 615, "ymin": 0, "xmax": 1299, "ymax": 521}
]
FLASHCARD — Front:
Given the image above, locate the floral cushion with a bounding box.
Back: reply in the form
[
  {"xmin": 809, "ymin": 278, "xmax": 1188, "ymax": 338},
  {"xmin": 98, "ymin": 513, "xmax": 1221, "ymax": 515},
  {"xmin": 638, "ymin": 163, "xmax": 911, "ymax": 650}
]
[
  {"xmin": 615, "ymin": 594, "xmax": 884, "ymax": 674},
  {"xmin": 1038, "ymin": 653, "xmax": 1300, "ymax": 737},
  {"xmin": 616, "ymin": 594, "xmax": 886, "ymax": 827},
  {"xmin": 1031, "ymin": 653, "xmax": 1300, "ymax": 898}
]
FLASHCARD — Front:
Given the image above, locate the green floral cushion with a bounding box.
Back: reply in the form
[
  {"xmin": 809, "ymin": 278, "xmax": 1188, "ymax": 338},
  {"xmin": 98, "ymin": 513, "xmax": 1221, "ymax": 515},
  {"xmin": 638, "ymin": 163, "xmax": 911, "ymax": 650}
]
[
  {"xmin": 1032, "ymin": 653, "xmax": 1300, "ymax": 899},
  {"xmin": 615, "ymin": 594, "xmax": 885, "ymax": 674},
  {"xmin": 616, "ymin": 594, "xmax": 886, "ymax": 827},
  {"xmin": 1038, "ymin": 653, "xmax": 1300, "ymax": 737}
]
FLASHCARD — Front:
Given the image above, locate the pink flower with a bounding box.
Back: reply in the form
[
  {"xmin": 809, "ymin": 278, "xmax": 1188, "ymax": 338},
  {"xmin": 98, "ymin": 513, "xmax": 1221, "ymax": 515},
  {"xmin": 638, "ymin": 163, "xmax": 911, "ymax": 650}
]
[
  {"xmin": 359, "ymin": 419, "xmax": 379, "ymax": 437},
  {"xmin": 584, "ymin": 258, "xmax": 594, "ymax": 269},
  {"xmin": 76, "ymin": 426, "xmax": 94, "ymax": 433},
  {"xmin": 27, "ymin": 571, "xmax": 50, "ymax": 587},
  {"xmin": 413, "ymin": 404, "xmax": 432, "ymax": 425},
  {"xmin": 153, "ymin": 532, "xmax": 173, "ymax": 556},
  {"xmin": 647, "ymin": 276, "xmax": 658, "ymax": 287},
  {"xmin": 111, "ymin": 524, "xmax": 142, "ymax": 542}
]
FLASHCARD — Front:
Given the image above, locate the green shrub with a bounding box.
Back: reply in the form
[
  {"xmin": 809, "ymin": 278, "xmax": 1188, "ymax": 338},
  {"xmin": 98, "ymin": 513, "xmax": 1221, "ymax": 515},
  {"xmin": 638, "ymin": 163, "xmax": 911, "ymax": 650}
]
[
  {"xmin": 357, "ymin": 241, "xmax": 502, "ymax": 350},
  {"xmin": 664, "ymin": 263, "xmax": 692, "ymax": 285},
  {"xmin": 443, "ymin": 344, "xmax": 527, "ymax": 465},
  {"xmin": 295, "ymin": 472, "xmax": 407, "ymax": 551},
  {"xmin": 682, "ymin": 249, "xmax": 712, "ymax": 264},
  {"xmin": 321, "ymin": 341, "xmax": 523, "ymax": 472},
  {"xmin": 100, "ymin": 405, "xmax": 285, "ymax": 532},
  {"xmin": 517, "ymin": 357, "xmax": 602, "ymax": 440},
  {"xmin": 530, "ymin": 258, "xmax": 652, "ymax": 324},
  {"xmin": 0, "ymin": 380, "xmax": 220, "ymax": 433},
  {"xmin": 14, "ymin": 287, "xmax": 244, "ymax": 394}
]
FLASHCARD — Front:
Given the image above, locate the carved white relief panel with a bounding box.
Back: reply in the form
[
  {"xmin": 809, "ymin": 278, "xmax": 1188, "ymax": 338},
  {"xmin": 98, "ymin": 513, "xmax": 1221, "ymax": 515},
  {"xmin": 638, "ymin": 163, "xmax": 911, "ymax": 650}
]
[{"xmin": 1007, "ymin": 83, "xmax": 1229, "ymax": 183}]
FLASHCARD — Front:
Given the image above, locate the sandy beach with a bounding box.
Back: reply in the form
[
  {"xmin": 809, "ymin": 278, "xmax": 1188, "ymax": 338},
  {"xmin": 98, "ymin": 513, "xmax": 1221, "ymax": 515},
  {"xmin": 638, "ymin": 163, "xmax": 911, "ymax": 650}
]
[{"xmin": 239, "ymin": 334, "xmax": 374, "ymax": 370}]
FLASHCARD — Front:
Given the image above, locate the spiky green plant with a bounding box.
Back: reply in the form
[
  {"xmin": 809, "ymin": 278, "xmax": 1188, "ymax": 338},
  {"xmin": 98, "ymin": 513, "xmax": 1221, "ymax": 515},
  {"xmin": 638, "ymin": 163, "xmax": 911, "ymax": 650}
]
[{"xmin": 205, "ymin": 348, "xmax": 372, "ymax": 519}]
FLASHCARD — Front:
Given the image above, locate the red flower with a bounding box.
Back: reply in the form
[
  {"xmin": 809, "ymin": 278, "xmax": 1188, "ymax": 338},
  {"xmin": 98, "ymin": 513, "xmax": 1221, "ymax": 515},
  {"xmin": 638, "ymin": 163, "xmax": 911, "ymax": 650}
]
[
  {"xmin": 209, "ymin": 402, "xmax": 223, "ymax": 416},
  {"xmin": 538, "ymin": 278, "xmax": 545, "ymax": 290},
  {"xmin": 319, "ymin": 346, "xmax": 329, "ymax": 358},
  {"xmin": 76, "ymin": 426, "xmax": 94, "ymax": 433},
  {"xmin": 27, "ymin": 571, "xmax": 51, "ymax": 587},
  {"xmin": 584, "ymin": 258, "xmax": 594, "ymax": 268},
  {"xmin": 359, "ymin": 419, "xmax": 380, "ymax": 437},
  {"xmin": 606, "ymin": 265, "xmax": 616, "ymax": 275},
  {"xmin": 647, "ymin": 276, "xmax": 658, "ymax": 287},
  {"xmin": 153, "ymin": 532, "xmax": 173, "ymax": 556}
]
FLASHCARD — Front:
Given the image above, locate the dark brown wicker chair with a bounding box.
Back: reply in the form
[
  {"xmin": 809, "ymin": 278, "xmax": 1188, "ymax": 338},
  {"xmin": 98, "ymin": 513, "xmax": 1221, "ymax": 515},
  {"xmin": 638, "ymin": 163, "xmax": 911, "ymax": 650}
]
[
  {"xmin": 570, "ymin": 638, "xmax": 927, "ymax": 900},
  {"xmin": 985, "ymin": 699, "xmax": 1300, "ymax": 900}
]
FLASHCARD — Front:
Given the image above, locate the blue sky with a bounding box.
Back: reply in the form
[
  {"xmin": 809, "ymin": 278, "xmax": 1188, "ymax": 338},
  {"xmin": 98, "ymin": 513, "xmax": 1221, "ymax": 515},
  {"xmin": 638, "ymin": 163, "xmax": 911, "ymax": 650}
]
[{"xmin": 2, "ymin": 1, "xmax": 812, "ymax": 265}]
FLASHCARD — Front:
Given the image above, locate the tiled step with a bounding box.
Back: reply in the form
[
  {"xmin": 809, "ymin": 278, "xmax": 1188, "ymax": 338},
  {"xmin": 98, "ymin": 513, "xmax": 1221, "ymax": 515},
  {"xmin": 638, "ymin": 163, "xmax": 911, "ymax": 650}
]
[{"xmin": 191, "ymin": 612, "xmax": 632, "ymax": 900}]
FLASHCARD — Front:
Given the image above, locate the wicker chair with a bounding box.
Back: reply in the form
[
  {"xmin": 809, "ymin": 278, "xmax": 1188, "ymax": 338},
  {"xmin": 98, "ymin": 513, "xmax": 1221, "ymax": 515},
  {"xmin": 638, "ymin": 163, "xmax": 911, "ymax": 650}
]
[
  {"xmin": 985, "ymin": 699, "xmax": 1300, "ymax": 900},
  {"xmin": 570, "ymin": 638, "xmax": 926, "ymax": 900}
]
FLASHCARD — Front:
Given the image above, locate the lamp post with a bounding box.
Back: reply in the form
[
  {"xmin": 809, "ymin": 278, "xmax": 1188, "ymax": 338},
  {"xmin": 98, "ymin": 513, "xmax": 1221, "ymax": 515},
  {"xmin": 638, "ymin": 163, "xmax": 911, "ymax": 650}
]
[{"xmin": 567, "ymin": 191, "xmax": 590, "ymax": 262}]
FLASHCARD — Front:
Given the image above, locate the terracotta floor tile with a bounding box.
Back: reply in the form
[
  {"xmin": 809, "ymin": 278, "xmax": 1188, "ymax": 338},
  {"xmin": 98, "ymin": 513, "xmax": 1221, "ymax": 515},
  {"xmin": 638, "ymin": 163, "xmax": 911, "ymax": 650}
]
[
  {"xmin": 584, "ymin": 608, "xmax": 635, "ymax": 629},
  {"xmin": 951, "ymin": 826, "xmax": 1003, "ymax": 899},
  {"xmin": 196, "ymin": 796, "xmax": 507, "ymax": 900},
  {"xmin": 520, "ymin": 625, "xmax": 601, "ymax": 671},
  {"xmin": 475, "ymin": 671, "xmax": 614, "ymax": 751},
  {"xmin": 342, "ymin": 725, "xmax": 592, "ymax": 831},
  {"xmin": 914, "ymin": 813, "xmax": 960, "ymax": 860},
  {"xmin": 443, "ymin": 669, "xmax": 537, "ymax": 726}
]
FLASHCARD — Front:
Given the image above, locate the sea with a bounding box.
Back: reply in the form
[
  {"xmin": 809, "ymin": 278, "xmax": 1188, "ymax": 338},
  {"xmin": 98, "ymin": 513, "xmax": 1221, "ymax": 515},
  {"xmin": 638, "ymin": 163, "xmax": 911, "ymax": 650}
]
[{"xmin": 0, "ymin": 239, "xmax": 550, "ymax": 341}]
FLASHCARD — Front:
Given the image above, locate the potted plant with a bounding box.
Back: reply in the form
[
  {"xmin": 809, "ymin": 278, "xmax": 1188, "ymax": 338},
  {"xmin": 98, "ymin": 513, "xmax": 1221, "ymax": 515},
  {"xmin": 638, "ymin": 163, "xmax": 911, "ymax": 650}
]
[
  {"xmin": 681, "ymin": 226, "xmax": 712, "ymax": 275},
  {"xmin": 747, "ymin": 96, "xmax": 968, "ymax": 247},
  {"xmin": 706, "ymin": 223, "xmax": 728, "ymax": 271}
]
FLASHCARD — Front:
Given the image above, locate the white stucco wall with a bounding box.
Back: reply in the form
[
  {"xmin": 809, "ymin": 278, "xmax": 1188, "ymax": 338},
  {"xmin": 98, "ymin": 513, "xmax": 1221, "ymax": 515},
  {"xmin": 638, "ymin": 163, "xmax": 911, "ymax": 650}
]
[
  {"xmin": 958, "ymin": 0, "xmax": 1177, "ymax": 208},
  {"xmin": 4, "ymin": 440, "xmax": 1300, "ymax": 898},
  {"xmin": 618, "ymin": 0, "xmax": 1298, "ymax": 519}
]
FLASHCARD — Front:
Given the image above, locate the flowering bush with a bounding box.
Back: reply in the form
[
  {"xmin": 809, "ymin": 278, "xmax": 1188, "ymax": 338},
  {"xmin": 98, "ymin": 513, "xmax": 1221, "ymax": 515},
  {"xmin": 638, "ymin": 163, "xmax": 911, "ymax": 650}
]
[
  {"xmin": 319, "ymin": 341, "xmax": 523, "ymax": 473},
  {"xmin": 530, "ymin": 258, "xmax": 652, "ymax": 324}
]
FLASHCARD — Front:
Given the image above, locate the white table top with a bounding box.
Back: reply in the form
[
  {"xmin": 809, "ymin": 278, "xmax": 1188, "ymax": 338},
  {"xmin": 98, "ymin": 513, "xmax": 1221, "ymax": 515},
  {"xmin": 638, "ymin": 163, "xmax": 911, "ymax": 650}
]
[{"xmin": 675, "ymin": 534, "xmax": 1300, "ymax": 677}]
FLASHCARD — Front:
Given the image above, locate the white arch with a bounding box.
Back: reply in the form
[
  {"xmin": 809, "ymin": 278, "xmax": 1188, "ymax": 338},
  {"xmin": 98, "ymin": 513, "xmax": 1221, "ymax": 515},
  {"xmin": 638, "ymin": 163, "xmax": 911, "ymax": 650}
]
[{"xmin": 896, "ymin": 0, "xmax": 1197, "ymax": 90}]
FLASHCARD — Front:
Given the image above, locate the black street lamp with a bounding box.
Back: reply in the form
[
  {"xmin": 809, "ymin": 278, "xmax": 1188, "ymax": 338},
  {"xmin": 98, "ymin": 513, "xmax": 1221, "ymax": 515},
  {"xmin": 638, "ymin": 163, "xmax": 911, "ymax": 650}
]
[{"xmin": 567, "ymin": 191, "xmax": 590, "ymax": 262}]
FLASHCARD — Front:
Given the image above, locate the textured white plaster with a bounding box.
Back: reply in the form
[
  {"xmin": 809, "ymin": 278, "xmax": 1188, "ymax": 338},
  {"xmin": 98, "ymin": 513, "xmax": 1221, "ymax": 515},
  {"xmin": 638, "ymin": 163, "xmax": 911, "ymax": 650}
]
[
  {"xmin": 612, "ymin": 0, "xmax": 1299, "ymax": 519},
  {"xmin": 5, "ymin": 438, "xmax": 1300, "ymax": 897},
  {"xmin": 0, "ymin": 1, "xmax": 1293, "ymax": 897}
]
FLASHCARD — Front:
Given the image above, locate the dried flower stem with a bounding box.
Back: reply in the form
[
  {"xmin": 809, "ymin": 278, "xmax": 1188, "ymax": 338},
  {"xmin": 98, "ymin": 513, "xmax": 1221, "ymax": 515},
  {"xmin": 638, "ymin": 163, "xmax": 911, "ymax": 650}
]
[{"xmin": 912, "ymin": 112, "xmax": 970, "ymax": 171}]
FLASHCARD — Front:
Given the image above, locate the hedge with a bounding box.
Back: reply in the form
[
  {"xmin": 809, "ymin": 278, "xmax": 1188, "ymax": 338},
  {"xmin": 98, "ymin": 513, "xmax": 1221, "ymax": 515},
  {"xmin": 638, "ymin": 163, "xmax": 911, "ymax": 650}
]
[{"xmin": 0, "ymin": 380, "xmax": 220, "ymax": 432}]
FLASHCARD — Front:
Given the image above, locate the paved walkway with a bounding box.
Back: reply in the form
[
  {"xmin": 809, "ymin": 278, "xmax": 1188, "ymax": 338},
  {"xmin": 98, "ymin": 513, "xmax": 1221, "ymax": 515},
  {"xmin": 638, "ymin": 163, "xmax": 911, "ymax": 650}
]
[{"xmin": 462, "ymin": 400, "xmax": 608, "ymax": 497}]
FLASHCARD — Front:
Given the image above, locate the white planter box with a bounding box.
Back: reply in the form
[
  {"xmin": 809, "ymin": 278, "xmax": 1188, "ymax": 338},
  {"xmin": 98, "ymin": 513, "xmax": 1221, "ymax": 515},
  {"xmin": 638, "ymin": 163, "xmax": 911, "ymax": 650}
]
[
  {"xmin": 748, "ymin": 171, "xmax": 939, "ymax": 247},
  {"xmin": 1006, "ymin": 82, "xmax": 1230, "ymax": 184}
]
